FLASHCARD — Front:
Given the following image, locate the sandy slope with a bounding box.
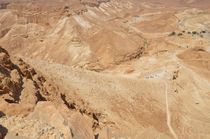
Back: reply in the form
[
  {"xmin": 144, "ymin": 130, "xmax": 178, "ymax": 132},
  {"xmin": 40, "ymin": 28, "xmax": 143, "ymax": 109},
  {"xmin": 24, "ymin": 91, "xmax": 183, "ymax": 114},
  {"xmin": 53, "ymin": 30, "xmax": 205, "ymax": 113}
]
[
  {"xmin": 0, "ymin": 0, "xmax": 210, "ymax": 139},
  {"xmin": 24, "ymin": 47, "xmax": 210, "ymax": 138}
]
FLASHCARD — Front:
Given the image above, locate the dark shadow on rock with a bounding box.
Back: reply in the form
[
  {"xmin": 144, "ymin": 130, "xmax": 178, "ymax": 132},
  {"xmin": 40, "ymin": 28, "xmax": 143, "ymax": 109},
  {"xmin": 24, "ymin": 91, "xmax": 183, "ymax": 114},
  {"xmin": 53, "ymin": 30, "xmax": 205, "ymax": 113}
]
[
  {"xmin": 94, "ymin": 134, "xmax": 99, "ymax": 139},
  {"xmin": 70, "ymin": 128, "xmax": 74, "ymax": 138},
  {"xmin": 0, "ymin": 111, "xmax": 5, "ymax": 117},
  {"xmin": 0, "ymin": 111, "xmax": 7, "ymax": 138},
  {"xmin": 0, "ymin": 124, "xmax": 8, "ymax": 138}
]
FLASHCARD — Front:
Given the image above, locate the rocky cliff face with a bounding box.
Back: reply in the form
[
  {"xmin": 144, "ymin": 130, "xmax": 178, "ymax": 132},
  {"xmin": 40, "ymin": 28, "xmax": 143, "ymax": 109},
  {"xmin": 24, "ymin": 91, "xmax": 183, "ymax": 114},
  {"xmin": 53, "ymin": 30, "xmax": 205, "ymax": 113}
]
[
  {"xmin": 0, "ymin": 46, "xmax": 54, "ymax": 115},
  {"xmin": 0, "ymin": 47, "xmax": 112, "ymax": 139}
]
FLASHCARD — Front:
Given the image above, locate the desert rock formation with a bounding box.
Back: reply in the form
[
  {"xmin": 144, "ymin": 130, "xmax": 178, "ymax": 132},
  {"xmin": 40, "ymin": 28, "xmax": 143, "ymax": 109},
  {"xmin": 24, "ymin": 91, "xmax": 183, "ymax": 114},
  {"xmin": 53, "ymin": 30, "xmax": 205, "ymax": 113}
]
[
  {"xmin": 0, "ymin": 0, "xmax": 210, "ymax": 139},
  {"xmin": 0, "ymin": 46, "xmax": 111, "ymax": 139}
]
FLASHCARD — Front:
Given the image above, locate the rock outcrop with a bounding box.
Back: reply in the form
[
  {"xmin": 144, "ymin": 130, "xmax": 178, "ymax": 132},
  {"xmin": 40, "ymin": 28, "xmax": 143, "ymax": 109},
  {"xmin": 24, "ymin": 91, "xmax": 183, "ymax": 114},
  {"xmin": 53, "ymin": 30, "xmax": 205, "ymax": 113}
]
[
  {"xmin": 0, "ymin": 47, "xmax": 111, "ymax": 139},
  {"xmin": 0, "ymin": 46, "xmax": 55, "ymax": 115}
]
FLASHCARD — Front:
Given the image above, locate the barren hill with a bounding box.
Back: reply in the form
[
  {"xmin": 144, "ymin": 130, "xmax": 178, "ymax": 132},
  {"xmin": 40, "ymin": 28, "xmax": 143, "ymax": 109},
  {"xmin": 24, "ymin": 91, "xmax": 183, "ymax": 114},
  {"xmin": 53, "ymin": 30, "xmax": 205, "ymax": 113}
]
[{"xmin": 0, "ymin": 0, "xmax": 210, "ymax": 139}]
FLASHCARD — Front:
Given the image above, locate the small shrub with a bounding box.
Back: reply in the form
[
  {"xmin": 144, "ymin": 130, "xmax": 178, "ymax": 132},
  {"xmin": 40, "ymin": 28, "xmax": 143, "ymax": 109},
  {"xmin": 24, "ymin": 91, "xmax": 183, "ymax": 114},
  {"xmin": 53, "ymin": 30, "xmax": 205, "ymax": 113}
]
[
  {"xmin": 177, "ymin": 33, "xmax": 183, "ymax": 36},
  {"xmin": 169, "ymin": 32, "xmax": 176, "ymax": 36},
  {"xmin": 192, "ymin": 31, "xmax": 197, "ymax": 35},
  {"xmin": 64, "ymin": 6, "xmax": 69, "ymax": 9},
  {"xmin": 201, "ymin": 30, "xmax": 206, "ymax": 34}
]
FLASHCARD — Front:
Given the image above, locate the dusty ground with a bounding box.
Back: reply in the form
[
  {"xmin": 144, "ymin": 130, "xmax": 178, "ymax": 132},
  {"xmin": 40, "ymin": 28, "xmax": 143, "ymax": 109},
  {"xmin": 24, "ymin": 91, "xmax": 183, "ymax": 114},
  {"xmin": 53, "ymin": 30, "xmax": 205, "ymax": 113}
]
[{"xmin": 0, "ymin": 0, "xmax": 210, "ymax": 139}]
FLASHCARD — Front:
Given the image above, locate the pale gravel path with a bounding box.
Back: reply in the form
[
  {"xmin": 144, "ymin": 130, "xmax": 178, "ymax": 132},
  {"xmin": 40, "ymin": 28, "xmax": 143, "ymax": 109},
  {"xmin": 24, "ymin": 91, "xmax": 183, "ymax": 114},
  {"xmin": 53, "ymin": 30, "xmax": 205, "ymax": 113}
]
[{"xmin": 164, "ymin": 81, "xmax": 178, "ymax": 139}]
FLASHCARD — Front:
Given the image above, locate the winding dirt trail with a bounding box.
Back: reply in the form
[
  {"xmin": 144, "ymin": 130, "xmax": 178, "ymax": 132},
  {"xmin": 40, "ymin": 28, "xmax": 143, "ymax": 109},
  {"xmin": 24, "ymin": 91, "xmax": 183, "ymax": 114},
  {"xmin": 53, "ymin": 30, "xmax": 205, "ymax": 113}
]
[{"xmin": 164, "ymin": 81, "xmax": 178, "ymax": 139}]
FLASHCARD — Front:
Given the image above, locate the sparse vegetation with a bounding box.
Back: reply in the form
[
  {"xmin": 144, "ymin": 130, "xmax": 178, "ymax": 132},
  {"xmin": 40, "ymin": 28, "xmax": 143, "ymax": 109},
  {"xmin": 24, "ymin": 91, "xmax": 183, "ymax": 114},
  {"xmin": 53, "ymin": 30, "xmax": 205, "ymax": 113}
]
[
  {"xmin": 177, "ymin": 33, "xmax": 183, "ymax": 36},
  {"xmin": 201, "ymin": 30, "xmax": 206, "ymax": 34},
  {"xmin": 169, "ymin": 31, "xmax": 176, "ymax": 36},
  {"xmin": 192, "ymin": 31, "xmax": 197, "ymax": 35},
  {"xmin": 64, "ymin": 6, "xmax": 69, "ymax": 10}
]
